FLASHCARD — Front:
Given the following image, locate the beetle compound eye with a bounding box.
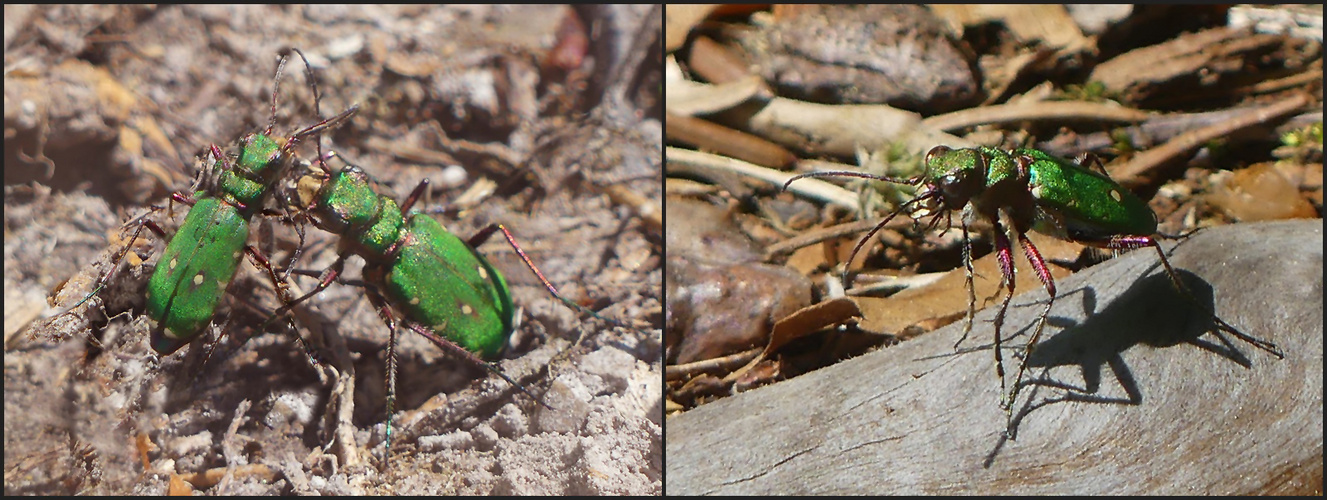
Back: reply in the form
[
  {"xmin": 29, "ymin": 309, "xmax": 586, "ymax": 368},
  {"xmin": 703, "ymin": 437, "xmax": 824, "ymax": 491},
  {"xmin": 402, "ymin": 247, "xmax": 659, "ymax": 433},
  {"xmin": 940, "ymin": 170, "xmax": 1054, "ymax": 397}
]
[{"xmin": 925, "ymin": 145, "xmax": 952, "ymax": 165}]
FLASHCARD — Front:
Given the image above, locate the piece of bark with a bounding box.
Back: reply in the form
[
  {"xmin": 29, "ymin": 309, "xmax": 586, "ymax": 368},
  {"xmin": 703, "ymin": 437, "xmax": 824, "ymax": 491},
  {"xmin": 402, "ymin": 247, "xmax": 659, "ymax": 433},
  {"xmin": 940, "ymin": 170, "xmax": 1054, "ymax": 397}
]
[{"xmin": 666, "ymin": 219, "xmax": 1322, "ymax": 495}]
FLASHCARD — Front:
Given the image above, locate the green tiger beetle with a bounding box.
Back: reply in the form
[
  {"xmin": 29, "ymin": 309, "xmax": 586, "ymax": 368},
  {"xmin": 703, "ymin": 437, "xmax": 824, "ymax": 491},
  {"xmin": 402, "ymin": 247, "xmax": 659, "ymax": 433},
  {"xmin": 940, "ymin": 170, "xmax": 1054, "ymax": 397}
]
[
  {"xmin": 62, "ymin": 48, "xmax": 358, "ymax": 355},
  {"xmin": 784, "ymin": 145, "xmax": 1284, "ymax": 436},
  {"xmin": 268, "ymin": 149, "xmax": 641, "ymax": 465}
]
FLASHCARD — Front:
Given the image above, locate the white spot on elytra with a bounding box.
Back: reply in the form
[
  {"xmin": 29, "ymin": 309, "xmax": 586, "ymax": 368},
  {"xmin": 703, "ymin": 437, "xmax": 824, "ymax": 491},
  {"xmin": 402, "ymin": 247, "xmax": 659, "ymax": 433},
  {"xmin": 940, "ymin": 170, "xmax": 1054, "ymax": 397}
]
[
  {"xmin": 193, "ymin": 273, "xmax": 204, "ymax": 285},
  {"xmin": 461, "ymin": 304, "xmax": 474, "ymax": 316},
  {"xmin": 1110, "ymin": 189, "xmax": 1123, "ymax": 202},
  {"xmin": 477, "ymin": 266, "xmax": 487, "ymax": 280}
]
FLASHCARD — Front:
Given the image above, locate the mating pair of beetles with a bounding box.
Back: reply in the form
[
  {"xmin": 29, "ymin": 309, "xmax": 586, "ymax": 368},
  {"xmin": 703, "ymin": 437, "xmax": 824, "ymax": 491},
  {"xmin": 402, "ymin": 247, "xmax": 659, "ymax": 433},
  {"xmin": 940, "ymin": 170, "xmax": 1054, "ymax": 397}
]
[{"xmin": 785, "ymin": 144, "xmax": 1285, "ymax": 434}]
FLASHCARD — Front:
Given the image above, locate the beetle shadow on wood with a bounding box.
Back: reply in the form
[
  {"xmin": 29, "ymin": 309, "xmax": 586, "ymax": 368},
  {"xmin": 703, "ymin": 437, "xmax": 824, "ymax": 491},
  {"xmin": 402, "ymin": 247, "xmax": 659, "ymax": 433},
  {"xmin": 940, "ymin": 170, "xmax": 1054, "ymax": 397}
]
[{"xmin": 984, "ymin": 265, "xmax": 1277, "ymax": 465}]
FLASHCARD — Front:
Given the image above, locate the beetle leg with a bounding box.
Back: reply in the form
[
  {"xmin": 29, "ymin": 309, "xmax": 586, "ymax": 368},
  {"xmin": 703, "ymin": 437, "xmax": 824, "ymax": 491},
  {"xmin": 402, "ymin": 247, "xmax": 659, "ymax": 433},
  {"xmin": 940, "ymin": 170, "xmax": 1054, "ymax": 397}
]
[
  {"xmin": 1004, "ymin": 230, "xmax": 1058, "ymax": 434},
  {"xmin": 954, "ymin": 218, "xmax": 977, "ymax": 350},
  {"xmin": 361, "ymin": 280, "xmax": 400, "ymax": 468},
  {"xmin": 989, "ymin": 218, "xmax": 1017, "ymax": 412},
  {"xmin": 1094, "ymin": 235, "xmax": 1284, "ymax": 358},
  {"xmin": 241, "ymin": 245, "xmax": 323, "ymax": 367}
]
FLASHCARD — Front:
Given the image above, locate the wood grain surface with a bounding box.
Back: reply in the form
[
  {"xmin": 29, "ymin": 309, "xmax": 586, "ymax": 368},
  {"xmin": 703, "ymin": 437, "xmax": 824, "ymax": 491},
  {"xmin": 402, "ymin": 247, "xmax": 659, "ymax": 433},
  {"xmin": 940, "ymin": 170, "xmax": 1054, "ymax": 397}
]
[{"xmin": 666, "ymin": 219, "xmax": 1322, "ymax": 495}]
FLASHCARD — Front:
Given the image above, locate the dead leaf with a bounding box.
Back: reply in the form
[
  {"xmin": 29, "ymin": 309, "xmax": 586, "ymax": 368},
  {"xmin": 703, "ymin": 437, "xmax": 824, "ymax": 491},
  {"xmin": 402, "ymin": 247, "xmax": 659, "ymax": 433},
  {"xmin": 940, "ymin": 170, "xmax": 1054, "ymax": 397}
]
[
  {"xmin": 856, "ymin": 232, "xmax": 1081, "ymax": 335},
  {"xmin": 765, "ymin": 297, "xmax": 863, "ymax": 357},
  {"xmin": 1206, "ymin": 163, "xmax": 1318, "ymax": 221}
]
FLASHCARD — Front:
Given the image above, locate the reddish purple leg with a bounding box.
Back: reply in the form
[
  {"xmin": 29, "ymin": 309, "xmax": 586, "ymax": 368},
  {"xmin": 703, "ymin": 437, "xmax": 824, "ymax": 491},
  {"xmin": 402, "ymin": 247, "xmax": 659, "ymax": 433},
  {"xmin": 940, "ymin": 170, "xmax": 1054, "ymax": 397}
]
[
  {"xmin": 269, "ymin": 254, "xmax": 351, "ymax": 320},
  {"xmin": 1003, "ymin": 230, "xmax": 1058, "ymax": 428},
  {"xmin": 241, "ymin": 244, "xmax": 322, "ymax": 365},
  {"xmin": 469, "ymin": 223, "xmax": 639, "ymax": 332}
]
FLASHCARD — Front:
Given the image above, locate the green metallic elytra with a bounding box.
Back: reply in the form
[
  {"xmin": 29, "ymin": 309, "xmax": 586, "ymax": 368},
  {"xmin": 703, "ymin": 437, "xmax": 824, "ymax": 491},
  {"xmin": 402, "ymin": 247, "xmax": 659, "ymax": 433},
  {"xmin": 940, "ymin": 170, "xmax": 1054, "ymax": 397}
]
[
  {"xmin": 1013, "ymin": 148, "xmax": 1157, "ymax": 239},
  {"xmin": 145, "ymin": 130, "xmax": 301, "ymax": 354},
  {"xmin": 383, "ymin": 214, "xmax": 514, "ymax": 359},
  {"xmin": 146, "ymin": 196, "xmax": 250, "ymax": 354},
  {"xmin": 308, "ymin": 165, "xmax": 515, "ymax": 358}
]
